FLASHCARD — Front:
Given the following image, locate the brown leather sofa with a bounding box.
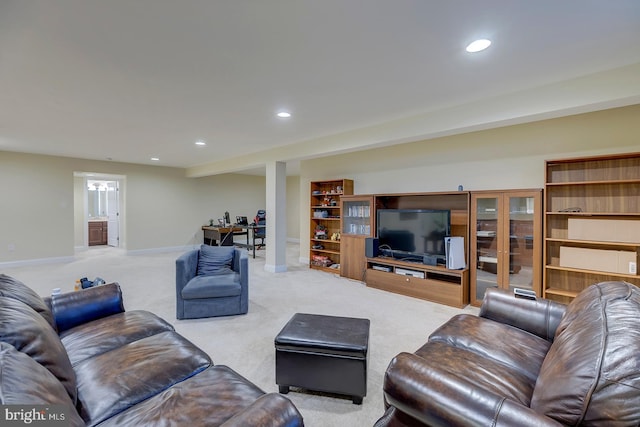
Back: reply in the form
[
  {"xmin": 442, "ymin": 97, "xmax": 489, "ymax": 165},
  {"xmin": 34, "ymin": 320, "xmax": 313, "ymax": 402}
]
[
  {"xmin": 375, "ymin": 281, "xmax": 640, "ymax": 427},
  {"xmin": 0, "ymin": 274, "xmax": 303, "ymax": 426}
]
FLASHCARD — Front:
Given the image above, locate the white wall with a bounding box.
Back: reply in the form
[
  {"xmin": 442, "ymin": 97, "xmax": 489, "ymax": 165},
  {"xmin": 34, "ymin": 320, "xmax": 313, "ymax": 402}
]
[{"xmin": 286, "ymin": 175, "xmax": 300, "ymax": 241}]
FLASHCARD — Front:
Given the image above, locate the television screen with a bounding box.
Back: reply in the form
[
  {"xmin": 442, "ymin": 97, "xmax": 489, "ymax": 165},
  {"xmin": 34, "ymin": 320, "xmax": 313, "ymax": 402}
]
[{"xmin": 377, "ymin": 209, "xmax": 450, "ymax": 259}]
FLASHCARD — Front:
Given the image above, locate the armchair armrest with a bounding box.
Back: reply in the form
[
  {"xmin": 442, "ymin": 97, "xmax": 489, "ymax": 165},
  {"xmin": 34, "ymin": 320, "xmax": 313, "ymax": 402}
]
[
  {"xmin": 48, "ymin": 283, "xmax": 124, "ymax": 333},
  {"xmin": 220, "ymin": 393, "xmax": 304, "ymax": 427},
  {"xmin": 479, "ymin": 288, "xmax": 566, "ymax": 342},
  {"xmin": 383, "ymin": 352, "xmax": 563, "ymax": 427},
  {"xmin": 176, "ymin": 249, "xmax": 198, "ymax": 292},
  {"xmin": 231, "ymin": 248, "xmax": 250, "ymax": 314}
]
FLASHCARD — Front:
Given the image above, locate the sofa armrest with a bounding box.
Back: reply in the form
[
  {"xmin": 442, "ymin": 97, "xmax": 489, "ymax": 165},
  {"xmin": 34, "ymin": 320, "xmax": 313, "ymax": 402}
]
[
  {"xmin": 479, "ymin": 288, "xmax": 566, "ymax": 341},
  {"xmin": 383, "ymin": 352, "xmax": 563, "ymax": 427},
  {"xmin": 219, "ymin": 393, "xmax": 304, "ymax": 427},
  {"xmin": 49, "ymin": 283, "xmax": 125, "ymax": 333}
]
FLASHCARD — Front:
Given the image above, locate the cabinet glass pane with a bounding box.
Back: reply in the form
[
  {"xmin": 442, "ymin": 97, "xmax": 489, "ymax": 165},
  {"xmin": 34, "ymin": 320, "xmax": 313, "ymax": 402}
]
[
  {"xmin": 508, "ymin": 196, "xmax": 535, "ymax": 293},
  {"xmin": 475, "ymin": 197, "xmax": 499, "ymax": 301},
  {"xmin": 342, "ymin": 201, "xmax": 371, "ymax": 235}
]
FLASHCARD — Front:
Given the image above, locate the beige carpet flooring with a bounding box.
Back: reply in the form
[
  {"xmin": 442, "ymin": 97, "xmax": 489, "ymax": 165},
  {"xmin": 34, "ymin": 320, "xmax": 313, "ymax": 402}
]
[{"xmin": 3, "ymin": 243, "xmax": 478, "ymax": 426}]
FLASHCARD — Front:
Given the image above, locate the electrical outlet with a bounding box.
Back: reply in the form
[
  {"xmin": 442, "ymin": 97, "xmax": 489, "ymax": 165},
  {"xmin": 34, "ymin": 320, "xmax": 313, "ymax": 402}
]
[
  {"xmin": 7, "ymin": 243, "xmax": 15, "ymax": 252},
  {"xmin": 630, "ymin": 262, "xmax": 637, "ymax": 275}
]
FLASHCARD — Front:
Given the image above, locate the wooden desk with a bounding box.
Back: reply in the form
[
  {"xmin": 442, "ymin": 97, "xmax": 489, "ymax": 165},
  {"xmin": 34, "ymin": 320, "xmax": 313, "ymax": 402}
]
[
  {"xmin": 202, "ymin": 226, "xmax": 246, "ymax": 246},
  {"xmin": 233, "ymin": 225, "xmax": 266, "ymax": 258},
  {"xmin": 202, "ymin": 225, "xmax": 265, "ymax": 258}
]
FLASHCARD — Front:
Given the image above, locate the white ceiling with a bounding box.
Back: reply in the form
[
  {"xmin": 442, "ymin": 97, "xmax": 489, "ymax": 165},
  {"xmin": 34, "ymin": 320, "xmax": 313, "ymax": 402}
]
[{"xmin": 1, "ymin": 1, "xmax": 640, "ymax": 175}]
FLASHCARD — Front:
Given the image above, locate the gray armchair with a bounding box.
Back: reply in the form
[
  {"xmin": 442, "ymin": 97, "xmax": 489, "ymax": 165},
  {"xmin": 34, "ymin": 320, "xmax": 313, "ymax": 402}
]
[{"xmin": 176, "ymin": 245, "xmax": 248, "ymax": 319}]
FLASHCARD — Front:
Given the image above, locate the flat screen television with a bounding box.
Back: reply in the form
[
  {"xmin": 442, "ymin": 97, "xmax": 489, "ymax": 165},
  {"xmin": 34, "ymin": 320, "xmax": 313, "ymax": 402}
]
[{"xmin": 376, "ymin": 209, "xmax": 450, "ymax": 262}]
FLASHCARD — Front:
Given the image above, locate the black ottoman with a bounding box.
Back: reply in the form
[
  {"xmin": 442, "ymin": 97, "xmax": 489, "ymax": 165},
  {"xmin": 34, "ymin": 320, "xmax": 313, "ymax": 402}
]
[{"xmin": 275, "ymin": 313, "xmax": 370, "ymax": 404}]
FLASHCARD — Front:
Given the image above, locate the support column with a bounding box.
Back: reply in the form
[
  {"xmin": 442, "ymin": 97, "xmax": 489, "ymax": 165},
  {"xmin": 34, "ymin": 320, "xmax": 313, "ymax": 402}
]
[{"xmin": 265, "ymin": 161, "xmax": 287, "ymax": 272}]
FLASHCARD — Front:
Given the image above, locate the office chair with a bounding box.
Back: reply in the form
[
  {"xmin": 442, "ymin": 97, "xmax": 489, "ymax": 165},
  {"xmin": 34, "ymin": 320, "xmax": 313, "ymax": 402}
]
[{"xmin": 253, "ymin": 209, "xmax": 266, "ymax": 249}]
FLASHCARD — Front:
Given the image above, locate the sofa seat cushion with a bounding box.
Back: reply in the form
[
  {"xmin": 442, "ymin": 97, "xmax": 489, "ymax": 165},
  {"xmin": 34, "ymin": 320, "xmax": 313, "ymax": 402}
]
[
  {"xmin": 427, "ymin": 314, "xmax": 552, "ymax": 384},
  {"xmin": 74, "ymin": 330, "xmax": 212, "ymax": 426},
  {"xmin": 415, "ymin": 341, "xmax": 538, "ymax": 406},
  {"xmin": 0, "ymin": 342, "xmax": 85, "ymax": 427},
  {"xmin": 60, "ymin": 310, "xmax": 175, "ymax": 366},
  {"xmin": 197, "ymin": 244, "xmax": 234, "ymax": 275},
  {"xmin": 182, "ymin": 273, "xmax": 240, "ymax": 299},
  {"xmin": 97, "ymin": 365, "xmax": 267, "ymax": 427},
  {"xmin": 0, "ymin": 274, "xmax": 56, "ymax": 329},
  {"xmin": 0, "ymin": 296, "xmax": 77, "ymax": 404},
  {"xmin": 531, "ymin": 281, "xmax": 640, "ymax": 426}
]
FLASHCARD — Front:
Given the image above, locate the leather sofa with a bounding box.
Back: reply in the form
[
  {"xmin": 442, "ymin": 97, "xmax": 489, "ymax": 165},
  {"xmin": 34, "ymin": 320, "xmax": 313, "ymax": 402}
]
[
  {"xmin": 0, "ymin": 274, "xmax": 303, "ymax": 427},
  {"xmin": 375, "ymin": 281, "xmax": 640, "ymax": 426}
]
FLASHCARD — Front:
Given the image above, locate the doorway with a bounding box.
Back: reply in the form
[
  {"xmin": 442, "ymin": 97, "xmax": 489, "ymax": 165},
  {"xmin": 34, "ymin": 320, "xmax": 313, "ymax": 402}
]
[{"xmin": 74, "ymin": 172, "xmax": 125, "ymax": 249}]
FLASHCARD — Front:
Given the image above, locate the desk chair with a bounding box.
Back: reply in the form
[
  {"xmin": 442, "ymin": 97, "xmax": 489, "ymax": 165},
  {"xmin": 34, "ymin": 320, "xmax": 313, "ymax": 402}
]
[{"xmin": 254, "ymin": 209, "xmax": 266, "ymax": 249}]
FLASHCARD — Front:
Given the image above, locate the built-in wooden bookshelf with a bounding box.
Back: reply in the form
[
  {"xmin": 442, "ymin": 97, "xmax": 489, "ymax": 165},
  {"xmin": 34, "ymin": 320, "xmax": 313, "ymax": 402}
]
[
  {"xmin": 544, "ymin": 153, "xmax": 640, "ymax": 303},
  {"xmin": 309, "ymin": 179, "xmax": 354, "ymax": 273}
]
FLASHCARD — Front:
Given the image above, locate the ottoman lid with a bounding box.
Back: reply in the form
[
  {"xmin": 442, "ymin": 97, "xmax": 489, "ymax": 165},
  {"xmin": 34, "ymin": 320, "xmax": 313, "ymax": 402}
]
[{"xmin": 275, "ymin": 313, "xmax": 370, "ymax": 358}]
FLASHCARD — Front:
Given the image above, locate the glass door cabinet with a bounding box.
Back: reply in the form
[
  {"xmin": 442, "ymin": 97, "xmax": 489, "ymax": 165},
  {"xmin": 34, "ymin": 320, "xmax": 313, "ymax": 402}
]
[
  {"xmin": 340, "ymin": 195, "xmax": 374, "ymax": 281},
  {"xmin": 470, "ymin": 190, "xmax": 542, "ymax": 306}
]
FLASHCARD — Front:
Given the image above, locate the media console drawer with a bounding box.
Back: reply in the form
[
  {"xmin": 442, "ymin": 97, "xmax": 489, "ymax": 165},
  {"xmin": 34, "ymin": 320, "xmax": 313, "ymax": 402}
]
[{"xmin": 365, "ymin": 268, "xmax": 468, "ymax": 308}]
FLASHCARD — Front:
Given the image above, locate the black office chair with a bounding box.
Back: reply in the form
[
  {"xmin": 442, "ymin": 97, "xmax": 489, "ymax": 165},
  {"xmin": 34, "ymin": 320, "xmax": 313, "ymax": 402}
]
[{"xmin": 253, "ymin": 209, "xmax": 266, "ymax": 249}]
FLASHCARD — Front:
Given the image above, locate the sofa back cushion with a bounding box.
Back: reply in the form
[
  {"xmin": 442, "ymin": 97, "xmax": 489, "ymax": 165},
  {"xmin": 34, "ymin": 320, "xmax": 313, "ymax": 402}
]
[
  {"xmin": 531, "ymin": 281, "xmax": 640, "ymax": 426},
  {"xmin": 0, "ymin": 274, "xmax": 56, "ymax": 329},
  {"xmin": 0, "ymin": 296, "xmax": 77, "ymax": 404},
  {"xmin": 0, "ymin": 342, "xmax": 85, "ymax": 427}
]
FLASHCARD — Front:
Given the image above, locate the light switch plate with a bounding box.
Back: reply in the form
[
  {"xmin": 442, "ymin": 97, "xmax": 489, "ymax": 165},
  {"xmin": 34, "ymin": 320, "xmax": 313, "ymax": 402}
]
[{"xmin": 630, "ymin": 262, "xmax": 637, "ymax": 275}]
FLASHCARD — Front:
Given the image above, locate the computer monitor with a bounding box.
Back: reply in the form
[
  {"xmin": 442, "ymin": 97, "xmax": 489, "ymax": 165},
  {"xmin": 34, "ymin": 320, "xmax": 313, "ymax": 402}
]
[{"xmin": 236, "ymin": 216, "xmax": 248, "ymax": 226}]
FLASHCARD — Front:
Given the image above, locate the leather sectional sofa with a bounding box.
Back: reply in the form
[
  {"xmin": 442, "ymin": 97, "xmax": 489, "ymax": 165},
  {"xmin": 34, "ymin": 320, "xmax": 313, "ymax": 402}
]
[
  {"xmin": 0, "ymin": 274, "xmax": 303, "ymax": 426},
  {"xmin": 375, "ymin": 281, "xmax": 640, "ymax": 426}
]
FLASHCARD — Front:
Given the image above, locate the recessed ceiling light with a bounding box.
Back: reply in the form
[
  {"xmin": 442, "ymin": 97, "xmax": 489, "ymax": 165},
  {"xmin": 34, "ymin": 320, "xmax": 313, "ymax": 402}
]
[
  {"xmin": 150, "ymin": 157, "xmax": 160, "ymax": 161},
  {"xmin": 195, "ymin": 140, "xmax": 206, "ymax": 146},
  {"xmin": 466, "ymin": 39, "xmax": 491, "ymax": 53},
  {"xmin": 276, "ymin": 111, "xmax": 291, "ymax": 118}
]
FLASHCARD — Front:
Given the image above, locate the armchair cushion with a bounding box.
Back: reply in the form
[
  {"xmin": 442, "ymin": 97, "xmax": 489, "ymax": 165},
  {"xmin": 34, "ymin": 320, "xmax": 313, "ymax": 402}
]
[
  {"xmin": 182, "ymin": 273, "xmax": 241, "ymax": 299},
  {"xmin": 197, "ymin": 244, "xmax": 234, "ymax": 276},
  {"xmin": 531, "ymin": 281, "xmax": 640, "ymax": 425}
]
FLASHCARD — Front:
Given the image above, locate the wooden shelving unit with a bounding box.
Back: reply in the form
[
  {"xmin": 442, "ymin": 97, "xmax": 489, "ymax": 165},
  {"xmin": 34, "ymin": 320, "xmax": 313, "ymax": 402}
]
[
  {"xmin": 340, "ymin": 195, "xmax": 374, "ymax": 281},
  {"xmin": 543, "ymin": 153, "xmax": 640, "ymax": 303},
  {"xmin": 309, "ymin": 179, "xmax": 354, "ymax": 273}
]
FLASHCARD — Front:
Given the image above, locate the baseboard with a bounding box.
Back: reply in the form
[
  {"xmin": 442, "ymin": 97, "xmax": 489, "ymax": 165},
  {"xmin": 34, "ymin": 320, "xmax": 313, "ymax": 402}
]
[
  {"xmin": 265, "ymin": 263, "xmax": 287, "ymax": 273},
  {"xmin": 127, "ymin": 245, "xmax": 198, "ymax": 256},
  {"xmin": 0, "ymin": 256, "xmax": 75, "ymax": 269}
]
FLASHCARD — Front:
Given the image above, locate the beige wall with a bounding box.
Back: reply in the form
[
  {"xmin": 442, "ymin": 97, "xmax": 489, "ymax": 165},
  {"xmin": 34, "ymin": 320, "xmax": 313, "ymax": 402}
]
[
  {"xmin": 0, "ymin": 152, "xmax": 269, "ymax": 263},
  {"xmin": 2, "ymin": 104, "xmax": 640, "ymax": 265},
  {"xmin": 298, "ymin": 105, "xmax": 640, "ymax": 260}
]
